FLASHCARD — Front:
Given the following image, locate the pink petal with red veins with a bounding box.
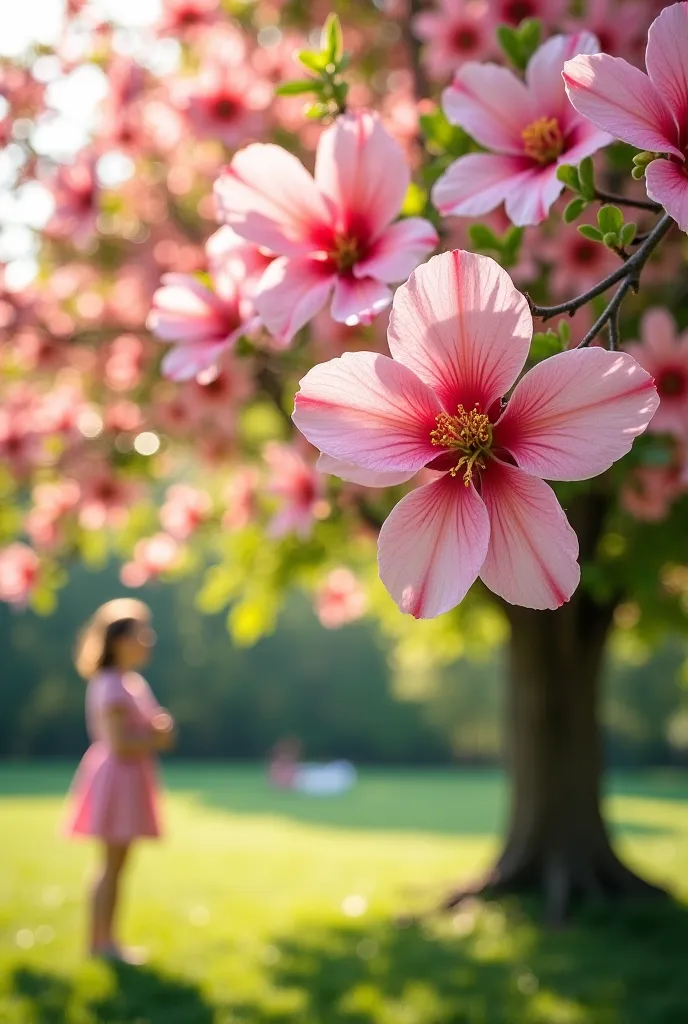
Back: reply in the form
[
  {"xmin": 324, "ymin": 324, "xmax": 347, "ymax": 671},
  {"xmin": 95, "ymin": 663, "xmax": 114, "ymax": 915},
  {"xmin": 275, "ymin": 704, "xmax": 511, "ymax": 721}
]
[
  {"xmin": 494, "ymin": 348, "xmax": 659, "ymax": 481},
  {"xmin": 559, "ymin": 118, "xmax": 613, "ymax": 168},
  {"xmin": 293, "ymin": 351, "xmax": 442, "ymax": 473},
  {"xmin": 214, "ymin": 144, "xmax": 331, "ymax": 257},
  {"xmin": 526, "ymin": 31, "xmax": 601, "ymax": 126},
  {"xmin": 563, "ymin": 54, "xmax": 682, "ymax": 158},
  {"xmin": 443, "ymin": 63, "xmax": 536, "ymax": 154},
  {"xmin": 317, "ymin": 453, "xmax": 415, "ymax": 487},
  {"xmin": 432, "ymin": 152, "xmax": 535, "ymax": 219},
  {"xmin": 479, "ymin": 460, "xmax": 579, "ymax": 610},
  {"xmin": 331, "ymin": 276, "xmax": 392, "ymax": 326},
  {"xmin": 378, "ymin": 474, "xmax": 490, "ymax": 619},
  {"xmin": 147, "ymin": 275, "xmax": 226, "ymax": 343},
  {"xmin": 645, "ymin": 158, "xmax": 688, "ymax": 232},
  {"xmin": 645, "ymin": 2, "xmax": 688, "ymax": 134},
  {"xmin": 314, "ymin": 111, "xmax": 409, "ymax": 241},
  {"xmin": 387, "ymin": 250, "xmax": 532, "ymax": 413},
  {"xmin": 255, "ymin": 256, "xmax": 335, "ymax": 346},
  {"xmin": 353, "ymin": 218, "xmax": 438, "ymax": 283},
  {"xmin": 504, "ymin": 164, "xmax": 563, "ymax": 226}
]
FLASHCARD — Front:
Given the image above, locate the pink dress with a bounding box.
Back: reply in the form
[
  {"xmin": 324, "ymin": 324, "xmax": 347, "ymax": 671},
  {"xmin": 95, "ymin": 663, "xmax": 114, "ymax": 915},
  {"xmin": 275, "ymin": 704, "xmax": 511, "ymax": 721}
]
[{"xmin": 64, "ymin": 670, "xmax": 163, "ymax": 843}]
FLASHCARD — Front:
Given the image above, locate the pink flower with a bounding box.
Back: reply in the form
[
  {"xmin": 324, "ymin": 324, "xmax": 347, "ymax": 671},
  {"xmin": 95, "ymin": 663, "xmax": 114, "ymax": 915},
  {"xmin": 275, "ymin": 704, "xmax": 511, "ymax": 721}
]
[
  {"xmin": 625, "ymin": 308, "xmax": 688, "ymax": 437},
  {"xmin": 433, "ymin": 33, "xmax": 611, "ymax": 226},
  {"xmin": 413, "ymin": 0, "xmax": 494, "ymax": 80},
  {"xmin": 26, "ymin": 481, "xmax": 80, "ymax": 549},
  {"xmin": 0, "ymin": 543, "xmax": 40, "ymax": 607},
  {"xmin": 147, "ymin": 271, "xmax": 260, "ymax": 382},
  {"xmin": 293, "ymin": 250, "xmax": 659, "ymax": 617},
  {"xmin": 176, "ymin": 61, "xmax": 270, "ymax": 147},
  {"xmin": 564, "ymin": 3, "xmax": 688, "ymax": 231},
  {"xmin": 46, "ymin": 155, "xmax": 98, "ymax": 246},
  {"xmin": 544, "ymin": 219, "xmax": 618, "ymax": 298},
  {"xmin": 205, "ymin": 226, "xmax": 274, "ymax": 298},
  {"xmin": 620, "ymin": 464, "xmax": 684, "ymax": 522},
  {"xmin": 263, "ymin": 442, "xmax": 327, "ymax": 539},
  {"xmin": 121, "ymin": 533, "xmax": 180, "ymax": 588},
  {"xmin": 160, "ymin": 483, "xmax": 211, "ymax": 540},
  {"xmin": 566, "ymin": 0, "xmax": 647, "ymax": 63},
  {"xmin": 223, "ymin": 467, "xmax": 259, "ymax": 531},
  {"xmin": 77, "ymin": 468, "xmax": 139, "ymax": 531},
  {"xmin": 156, "ymin": 0, "xmax": 219, "ymax": 34},
  {"xmin": 487, "ymin": 0, "xmax": 567, "ymax": 27},
  {"xmin": 315, "ymin": 568, "xmax": 367, "ymax": 629},
  {"xmin": 214, "ymin": 110, "xmax": 438, "ymax": 344}
]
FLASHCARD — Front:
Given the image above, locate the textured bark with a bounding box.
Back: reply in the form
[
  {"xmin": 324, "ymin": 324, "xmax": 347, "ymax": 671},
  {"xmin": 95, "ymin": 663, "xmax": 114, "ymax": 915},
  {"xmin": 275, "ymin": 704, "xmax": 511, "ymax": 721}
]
[{"xmin": 444, "ymin": 493, "xmax": 666, "ymax": 923}]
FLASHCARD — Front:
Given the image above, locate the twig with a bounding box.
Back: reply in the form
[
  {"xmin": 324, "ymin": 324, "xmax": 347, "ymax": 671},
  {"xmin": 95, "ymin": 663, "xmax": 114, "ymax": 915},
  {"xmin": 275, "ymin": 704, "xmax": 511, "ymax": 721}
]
[
  {"xmin": 594, "ymin": 188, "xmax": 661, "ymax": 213},
  {"xmin": 403, "ymin": 1, "xmax": 429, "ymax": 103},
  {"xmin": 529, "ymin": 212, "xmax": 674, "ymax": 323},
  {"xmin": 576, "ymin": 277, "xmax": 634, "ymax": 349}
]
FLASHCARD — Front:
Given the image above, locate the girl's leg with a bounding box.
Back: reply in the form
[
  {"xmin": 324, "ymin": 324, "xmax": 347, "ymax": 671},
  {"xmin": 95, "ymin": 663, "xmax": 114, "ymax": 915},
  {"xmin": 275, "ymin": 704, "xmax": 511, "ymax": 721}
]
[{"xmin": 90, "ymin": 842, "xmax": 131, "ymax": 953}]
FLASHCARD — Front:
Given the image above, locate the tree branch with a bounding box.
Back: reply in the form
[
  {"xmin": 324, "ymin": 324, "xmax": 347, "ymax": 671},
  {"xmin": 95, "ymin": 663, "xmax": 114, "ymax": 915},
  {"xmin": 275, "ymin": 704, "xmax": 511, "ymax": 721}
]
[
  {"xmin": 577, "ymin": 277, "xmax": 635, "ymax": 349},
  {"xmin": 528, "ymin": 213, "xmax": 674, "ymax": 333},
  {"xmin": 594, "ymin": 188, "xmax": 662, "ymax": 213}
]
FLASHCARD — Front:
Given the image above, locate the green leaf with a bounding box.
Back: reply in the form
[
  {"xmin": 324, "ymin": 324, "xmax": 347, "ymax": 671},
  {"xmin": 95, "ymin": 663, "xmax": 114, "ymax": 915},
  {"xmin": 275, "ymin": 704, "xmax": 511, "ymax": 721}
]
[
  {"xmin": 557, "ymin": 319, "xmax": 571, "ymax": 345},
  {"xmin": 296, "ymin": 50, "xmax": 328, "ymax": 73},
  {"xmin": 419, "ymin": 106, "xmax": 471, "ymax": 156},
  {"xmin": 578, "ymin": 224, "xmax": 603, "ymax": 242},
  {"xmin": 620, "ymin": 221, "xmax": 637, "ymax": 246},
  {"xmin": 468, "ymin": 223, "xmax": 501, "ymax": 252},
  {"xmin": 563, "ymin": 197, "xmax": 587, "ymax": 223},
  {"xmin": 529, "ymin": 331, "xmax": 564, "ymax": 364},
  {"xmin": 578, "ymin": 156, "xmax": 595, "ymax": 198},
  {"xmin": 602, "ymin": 231, "xmax": 619, "ymax": 248},
  {"xmin": 516, "ymin": 18, "xmax": 541, "ymax": 63},
  {"xmin": 556, "ymin": 164, "xmax": 581, "ymax": 191},
  {"xmin": 502, "ymin": 225, "xmax": 524, "ymax": 265},
  {"xmin": 321, "ymin": 13, "xmax": 344, "ymax": 64},
  {"xmin": 401, "ymin": 181, "xmax": 427, "ymax": 217},
  {"xmin": 305, "ymin": 101, "xmax": 331, "ymax": 120},
  {"xmin": 496, "ymin": 25, "xmax": 525, "ymax": 70},
  {"xmin": 598, "ymin": 204, "xmax": 623, "ymax": 234},
  {"xmin": 275, "ymin": 79, "xmax": 319, "ymax": 96}
]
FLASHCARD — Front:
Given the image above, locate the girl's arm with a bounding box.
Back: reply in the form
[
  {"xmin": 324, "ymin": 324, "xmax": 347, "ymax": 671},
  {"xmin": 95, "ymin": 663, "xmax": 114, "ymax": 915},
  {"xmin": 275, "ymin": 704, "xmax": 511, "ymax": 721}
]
[{"xmin": 102, "ymin": 706, "xmax": 169, "ymax": 756}]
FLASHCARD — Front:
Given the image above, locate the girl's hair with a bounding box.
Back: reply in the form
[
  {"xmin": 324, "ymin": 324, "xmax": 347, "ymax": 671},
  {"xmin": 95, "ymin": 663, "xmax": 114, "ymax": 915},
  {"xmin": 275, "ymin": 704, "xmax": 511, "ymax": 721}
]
[{"xmin": 74, "ymin": 598, "xmax": 151, "ymax": 680}]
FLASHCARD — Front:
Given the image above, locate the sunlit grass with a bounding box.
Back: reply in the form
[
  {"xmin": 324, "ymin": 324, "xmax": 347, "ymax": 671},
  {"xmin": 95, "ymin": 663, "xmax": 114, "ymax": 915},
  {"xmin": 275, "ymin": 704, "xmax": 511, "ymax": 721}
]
[{"xmin": 1, "ymin": 764, "xmax": 687, "ymax": 1023}]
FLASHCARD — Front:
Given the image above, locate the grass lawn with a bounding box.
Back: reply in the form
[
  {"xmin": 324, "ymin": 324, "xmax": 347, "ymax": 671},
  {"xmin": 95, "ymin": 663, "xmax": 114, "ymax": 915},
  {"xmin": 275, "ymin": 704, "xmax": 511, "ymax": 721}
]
[{"xmin": 1, "ymin": 762, "xmax": 688, "ymax": 1023}]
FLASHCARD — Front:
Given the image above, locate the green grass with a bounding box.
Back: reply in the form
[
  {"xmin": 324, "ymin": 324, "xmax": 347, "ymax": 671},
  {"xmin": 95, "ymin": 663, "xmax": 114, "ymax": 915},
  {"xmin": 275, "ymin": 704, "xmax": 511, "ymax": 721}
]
[{"xmin": 1, "ymin": 763, "xmax": 688, "ymax": 1023}]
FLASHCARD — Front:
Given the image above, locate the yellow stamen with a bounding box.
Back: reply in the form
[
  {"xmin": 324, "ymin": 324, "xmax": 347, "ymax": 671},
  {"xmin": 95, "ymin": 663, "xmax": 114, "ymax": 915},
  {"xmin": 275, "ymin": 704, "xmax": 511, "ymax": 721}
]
[
  {"xmin": 330, "ymin": 234, "xmax": 361, "ymax": 272},
  {"xmin": 521, "ymin": 116, "xmax": 564, "ymax": 165},
  {"xmin": 430, "ymin": 404, "xmax": 493, "ymax": 486}
]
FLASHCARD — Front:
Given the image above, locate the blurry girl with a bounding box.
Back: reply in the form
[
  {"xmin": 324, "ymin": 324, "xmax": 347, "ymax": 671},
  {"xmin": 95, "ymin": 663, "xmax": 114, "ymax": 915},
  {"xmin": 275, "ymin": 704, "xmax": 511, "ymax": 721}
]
[{"xmin": 63, "ymin": 598, "xmax": 175, "ymax": 960}]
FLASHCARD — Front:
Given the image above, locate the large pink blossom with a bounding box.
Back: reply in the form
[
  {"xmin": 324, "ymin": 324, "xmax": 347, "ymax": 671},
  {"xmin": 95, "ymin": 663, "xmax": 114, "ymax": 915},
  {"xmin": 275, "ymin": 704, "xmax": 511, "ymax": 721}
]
[
  {"xmin": 625, "ymin": 308, "xmax": 688, "ymax": 437},
  {"xmin": 214, "ymin": 110, "xmax": 438, "ymax": 344},
  {"xmin": 293, "ymin": 251, "xmax": 658, "ymax": 617},
  {"xmin": 433, "ymin": 33, "xmax": 611, "ymax": 226},
  {"xmin": 147, "ymin": 270, "xmax": 260, "ymax": 382},
  {"xmin": 564, "ymin": 3, "xmax": 688, "ymax": 231}
]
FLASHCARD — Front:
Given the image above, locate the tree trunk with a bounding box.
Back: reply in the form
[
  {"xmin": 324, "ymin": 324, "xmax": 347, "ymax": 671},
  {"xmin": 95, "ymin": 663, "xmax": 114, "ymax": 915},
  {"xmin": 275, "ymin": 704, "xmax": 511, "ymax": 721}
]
[{"xmin": 444, "ymin": 493, "xmax": 666, "ymax": 923}]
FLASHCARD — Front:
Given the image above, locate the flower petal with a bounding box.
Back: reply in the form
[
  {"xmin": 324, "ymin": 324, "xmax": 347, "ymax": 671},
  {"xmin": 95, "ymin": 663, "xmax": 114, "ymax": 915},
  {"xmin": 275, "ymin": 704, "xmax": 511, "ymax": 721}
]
[
  {"xmin": 431, "ymin": 152, "xmax": 535, "ymax": 218},
  {"xmin": 645, "ymin": 2, "xmax": 688, "ymax": 132},
  {"xmin": 314, "ymin": 110, "xmax": 409, "ymax": 240},
  {"xmin": 378, "ymin": 474, "xmax": 490, "ymax": 618},
  {"xmin": 387, "ymin": 249, "xmax": 532, "ymax": 412},
  {"xmin": 331, "ymin": 276, "xmax": 392, "ymax": 326},
  {"xmin": 317, "ymin": 453, "xmax": 415, "ymax": 487},
  {"xmin": 563, "ymin": 54, "xmax": 682, "ymax": 158},
  {"xmin": 161, "ymin": 339, "xmax": 232, "ymax": 382},
  {"xmin": 504, "ymin": 164, "xmax": 563, "ymax": 226},
  {"xmin": 645, "ymin": 158, "xmax": 688, "ymax": 232},
  {"xmin": 214, "ymin": 144, "xmax": 331, "ymax": 257},
  {"xmin": 353, "ymin": 217, "xmax": 438, "ymax": 283},
  {"xmin": 147, "ymin": 274, "xmax": 224, "ymax": 343},
  {"xmin": 558, "ymin": 118, "xmax": 613, "ymax": 168},
  {"xmin": 442, "ymin": 63, "xmax": 535, "ymax": 154},
  {"xmin": 479, "ymin": 461, "xmax": 579, "ymax": 610},
  {"xmin": 494, "ymin": 348, "xmax": 659, "ymax": 481},
  {"xmin": 255, "ymin": 256, "xmax": 335, "ymax": 346},
  {"xmin": 526, "ymin": 31, "xmax": 601, "ymax": 126},
  {"xmin": 293, "ymin": 351, "xmax": 442, "ymax": 473}
]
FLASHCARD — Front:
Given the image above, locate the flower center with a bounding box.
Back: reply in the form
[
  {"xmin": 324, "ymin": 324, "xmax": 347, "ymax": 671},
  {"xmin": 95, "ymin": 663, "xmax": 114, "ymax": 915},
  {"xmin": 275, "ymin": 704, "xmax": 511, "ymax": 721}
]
[
  {"xmin": 329, "ymin": 233, "xmax": 361, "ymax": 273},
  {"xmin": 521, "ymin": 116, "xmax": 564, "ymax": 165},
  {"xmin": 657, "ymin": 368, "xmax": 686, "ymax": 398},
  {"xmin": 430, "ymin": 404, "xmax": 493, "ymax": 485},
  {"xmin": 451, "ymin": 25, "xmax": 479, "ymax": 52},
  {"xmin": 213, "ymin": 96, "xmax": 239, "ymax": 121}
]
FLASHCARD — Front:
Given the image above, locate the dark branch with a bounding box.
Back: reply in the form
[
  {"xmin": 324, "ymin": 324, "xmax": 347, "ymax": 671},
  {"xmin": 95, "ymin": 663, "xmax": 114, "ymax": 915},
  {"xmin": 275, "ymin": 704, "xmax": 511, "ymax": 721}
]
[
  {"xmin": 403, "ymin": 0, "xmax": 429, "ymax": 103},
  {"xmin": 529, "ymin": 212, "xmax": 674, "ymax": 324},
  {"xmin": 594, "ymin": 188, "xmax": 662, "ymax": 213},
  {"xmin": 577, "ymin": 277, "xmax": 634, "ymax": 349}
]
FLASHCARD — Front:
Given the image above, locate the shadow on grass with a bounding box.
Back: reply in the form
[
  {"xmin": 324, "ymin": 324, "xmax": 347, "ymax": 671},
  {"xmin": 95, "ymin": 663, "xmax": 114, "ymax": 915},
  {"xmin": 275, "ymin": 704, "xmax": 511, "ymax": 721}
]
[
  {"xmin": 10, "ymin": 962, "xmax": 214, "ymax": 1024},
  {"xmin": 9, "ymin": 900, "xmax": 688, "ymax": 1023},
  {"xmin": 228, "ymin": 900, "xmax": 688, "ymax": 1024}
]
